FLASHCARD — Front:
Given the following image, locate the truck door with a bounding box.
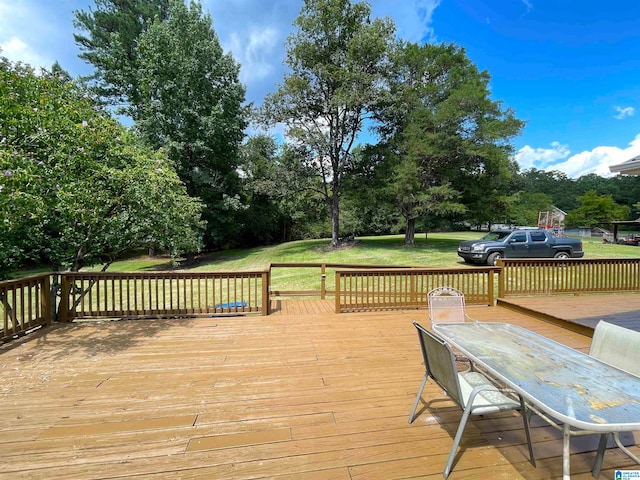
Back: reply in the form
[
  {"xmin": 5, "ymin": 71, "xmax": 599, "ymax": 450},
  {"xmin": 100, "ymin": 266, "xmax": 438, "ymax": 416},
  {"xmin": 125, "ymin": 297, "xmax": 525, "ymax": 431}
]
[
  {"xmin": 528, "ymin": 230, "xmax": 551, "ymax": 258},
  {"xmin": 505, "ymin": 232, "xmax": 528, "ymax": 257}
]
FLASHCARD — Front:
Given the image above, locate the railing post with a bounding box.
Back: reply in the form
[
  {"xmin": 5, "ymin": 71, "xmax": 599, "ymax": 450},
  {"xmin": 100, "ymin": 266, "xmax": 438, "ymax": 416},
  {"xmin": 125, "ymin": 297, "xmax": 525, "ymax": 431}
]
[
  {"xmin": 335, "ymin": 271, "xmax": 341, "ymax": 313},
  {"xmin": 487, "ymin": 268, "xmax": 495, "ymax": 305},
  {"xmin": 41, "ymin": 275, "xmax": 52, "ymax": 326},
  {"xmin": 497, "ymin": 260, "xmax": 505, "ymax": 298},
  {"xmin": 320, "ymin": 263, "xmax": 326, "ymax": 300},
  {"xmin": 59, "ymin": 274, "xmax": 70, "ymax": 323},
  {"xmin": 50, "ymin": 273, "xmax": 60, "ymax": 323},
  {"xmin": 262, "ymin": 271, "xmax": 270, "ymax": 316},
  {"xmin": 410, "ymin": 272, "xmax": 416, "ymax": 305}
]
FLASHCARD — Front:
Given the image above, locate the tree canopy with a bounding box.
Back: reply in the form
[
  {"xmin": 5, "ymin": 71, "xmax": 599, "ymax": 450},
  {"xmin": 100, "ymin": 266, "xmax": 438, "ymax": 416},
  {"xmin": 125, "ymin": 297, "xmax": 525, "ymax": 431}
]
[
  {"xmin": 564, "ymin": 190, "xmax": 630, "ymax": 227},
  {"xmin": 261, "ymin": 0, "xmax": 395, "ymax": 247},
  {"xmin": 74, "ymin": 0, "xmax": 171, "ymax": 110},
  {"xmin": 0, "ymin": 56, "xmax": 203, "ymax": 277},
  {"xmin": 74, "ymin": 0, "xmax": 248, "ymax": 249},
  {"xmin": 372, "ymin": 41, "xmax": 523, "ymax": 243}
]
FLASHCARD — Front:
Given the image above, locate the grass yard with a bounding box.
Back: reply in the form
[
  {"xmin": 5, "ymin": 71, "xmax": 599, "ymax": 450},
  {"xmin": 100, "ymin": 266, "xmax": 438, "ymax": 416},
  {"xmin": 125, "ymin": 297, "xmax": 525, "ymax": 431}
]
[
  {"xmin": 78, "ymin": 231, "xmax": 640, "ymax": 299},
  {"xmin": 93, "ymin": 231, "xmax": 640, "ymax": 273},
  {"xmin": 15, "ymin": 231, "xmax": 640, "ymax": 305}
]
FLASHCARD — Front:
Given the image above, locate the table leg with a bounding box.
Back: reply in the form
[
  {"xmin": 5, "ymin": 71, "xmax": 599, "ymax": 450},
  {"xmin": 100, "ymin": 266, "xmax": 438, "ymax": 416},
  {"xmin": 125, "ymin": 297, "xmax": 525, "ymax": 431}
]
[
  {"xmin": 591, "ymin": 433, "xmax": 608, "ymax": 478},
  {"xmin": 563, "ymin": 424, "xmax": 571, "ymax": 480}
]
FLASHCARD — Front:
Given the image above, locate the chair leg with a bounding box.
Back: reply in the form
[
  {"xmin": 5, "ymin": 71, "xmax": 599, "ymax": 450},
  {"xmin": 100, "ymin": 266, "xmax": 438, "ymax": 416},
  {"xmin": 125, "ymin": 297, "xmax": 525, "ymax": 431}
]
[
  {"xmin": 443, "ymin": 403, "xmax": 473, "ymax": 478},
  {"xmin": 408, "ymin": 373, "xmax": 429, "ymax": 424},
  {"xmin": 591, "ymin": 433, "xmax": 609, "ymax": 478},
  {"xmin": 612, "ymin": 432, "xmax": 640, "ymax": 465},
  {"xmin": 519, "ymin": 396, "xmax": 536, "ymax": 467}
]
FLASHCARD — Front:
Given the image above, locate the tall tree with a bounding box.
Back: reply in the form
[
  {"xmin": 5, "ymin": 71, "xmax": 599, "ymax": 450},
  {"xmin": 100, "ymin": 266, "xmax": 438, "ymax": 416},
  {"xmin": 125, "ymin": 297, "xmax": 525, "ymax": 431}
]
[
  {"xmin": 74, "ymin": 0, "xmax": 248, "ymax": 249},
  {"xmin": 74, "ymin": 0, "xmax": 171, "ymax": 110},
  {"xmin": 0, "ymin": 57, "xmax": 203, "ymax": 277},
  {"xmin": 261, "ymin": 0, "xmax": 395, "ymax": 247},
  {"xmin": 135, "ymin": 0, "xmax": 248, "ymax": 247},
  {"xmin": 376, "ymin": 42, "xmax": 522, "ymax": 243}
]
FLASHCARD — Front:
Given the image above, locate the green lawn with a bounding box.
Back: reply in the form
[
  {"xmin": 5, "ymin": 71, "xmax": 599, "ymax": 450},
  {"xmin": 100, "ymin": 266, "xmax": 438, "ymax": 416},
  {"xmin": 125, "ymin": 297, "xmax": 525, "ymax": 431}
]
[
  {"xmin": 96, "ymin": 231, "xmax": 640, "ymax": 273},
  {"xmin": 16, "ymin": 232, "xmax": 638, "ymax": 297}
]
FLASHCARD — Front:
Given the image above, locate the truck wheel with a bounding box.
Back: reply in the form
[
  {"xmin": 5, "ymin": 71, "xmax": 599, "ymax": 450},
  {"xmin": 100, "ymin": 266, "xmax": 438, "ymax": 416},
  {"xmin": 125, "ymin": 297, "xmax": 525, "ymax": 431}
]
[
  {"xmin": 554, "ymin": 251, "xmax": 570, "ymax": 259},
  {"xmin": 487, "ymin": 252, "xmax": 502, "ymax": 266}
]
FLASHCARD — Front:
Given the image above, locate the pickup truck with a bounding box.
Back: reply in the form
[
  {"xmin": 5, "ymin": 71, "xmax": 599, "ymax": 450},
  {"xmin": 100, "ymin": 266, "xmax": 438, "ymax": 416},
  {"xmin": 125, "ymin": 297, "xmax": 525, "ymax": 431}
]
[{"xmin": 457, "ymin": 228, "xmax": 585, "ymax": 266}]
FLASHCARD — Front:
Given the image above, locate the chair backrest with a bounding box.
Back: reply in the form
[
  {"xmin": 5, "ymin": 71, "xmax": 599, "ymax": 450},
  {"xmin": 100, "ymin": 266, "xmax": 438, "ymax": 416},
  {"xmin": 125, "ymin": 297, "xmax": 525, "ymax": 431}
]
[
  {"xmin": 428, "ymin": 287, "xmax": 467, "ymax": 325},
  {"xmin": 589, "ymin": 321, "xmax": 640, "ymax": 376},
  {"xmin": 413, "ymin": 321, "xmax": 464, "ymax": 408}
]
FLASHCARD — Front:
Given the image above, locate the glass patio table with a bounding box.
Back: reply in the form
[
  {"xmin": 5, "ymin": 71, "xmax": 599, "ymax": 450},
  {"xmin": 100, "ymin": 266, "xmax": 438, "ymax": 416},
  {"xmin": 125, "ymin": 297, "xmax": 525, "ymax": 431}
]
[{"xmin": 432, "ymin": 322, "xmax": 640, "ymax": 479}]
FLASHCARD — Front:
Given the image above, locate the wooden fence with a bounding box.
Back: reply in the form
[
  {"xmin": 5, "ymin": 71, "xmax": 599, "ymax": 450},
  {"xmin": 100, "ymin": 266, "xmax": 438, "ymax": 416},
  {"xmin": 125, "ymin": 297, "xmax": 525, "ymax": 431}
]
[
  {"xmin": 335, "ymin": 267, "xmax": 499, "ymax": 313},
  {"xmin": 3, "ymin": 258, "xmax": 640, "ymax": 342},
  {"xmin": 267, "ymin": 262, "xmax": 409, "ymax": 299},
  {"xmin": 59, "ymin": 271, "xmax": 269, "ymax": 321},
  {"xmin": 498, "ymin": 258, "xmax": 640, "ymax": 296},
  {"xmin": 0, "ymin": 274, "xmax": 51, "ymax": 342}
]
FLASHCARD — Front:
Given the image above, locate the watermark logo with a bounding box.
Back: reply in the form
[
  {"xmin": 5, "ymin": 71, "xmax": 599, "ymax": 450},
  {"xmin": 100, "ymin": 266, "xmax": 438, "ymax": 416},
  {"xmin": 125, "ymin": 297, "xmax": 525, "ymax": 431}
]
[{"xmin": 616, "ymin": 471, "xmax": 640, "ymax": 480}]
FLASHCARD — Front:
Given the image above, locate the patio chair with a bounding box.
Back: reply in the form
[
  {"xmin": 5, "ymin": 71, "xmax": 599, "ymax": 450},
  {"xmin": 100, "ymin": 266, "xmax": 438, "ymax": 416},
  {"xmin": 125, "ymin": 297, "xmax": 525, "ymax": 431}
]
[
  {"xmin": 589, "ymin": 321, "xmax": 640, "ymax": 477},
  {"xmin": 589, "ymin": 321, "xmax": 640, "ymax": 376},
  {"xmin": 428, "ymin": 287, "xmax": 474, "ymax": 363},
  {"xmin": 428, "ymin": 287, "xmax": 474, "ymax": 326},
  {"xmin": 408, "ymin": 321, "xmax": 535, "ymax": 478}
]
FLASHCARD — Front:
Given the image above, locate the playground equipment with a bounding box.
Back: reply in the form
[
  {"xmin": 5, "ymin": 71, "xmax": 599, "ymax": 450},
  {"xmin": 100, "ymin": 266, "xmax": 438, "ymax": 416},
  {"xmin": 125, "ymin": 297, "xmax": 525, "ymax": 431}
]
[{"xmin": 538, "ymin": 210, "xmax": 564, "ymax": 236}]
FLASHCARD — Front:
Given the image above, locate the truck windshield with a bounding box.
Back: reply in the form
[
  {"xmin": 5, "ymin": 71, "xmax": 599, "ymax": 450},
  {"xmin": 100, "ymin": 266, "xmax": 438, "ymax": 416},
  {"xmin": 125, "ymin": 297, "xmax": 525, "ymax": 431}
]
[{"xmin": 481, "ymin": 231, "xmax": 512, "ymax": 241}]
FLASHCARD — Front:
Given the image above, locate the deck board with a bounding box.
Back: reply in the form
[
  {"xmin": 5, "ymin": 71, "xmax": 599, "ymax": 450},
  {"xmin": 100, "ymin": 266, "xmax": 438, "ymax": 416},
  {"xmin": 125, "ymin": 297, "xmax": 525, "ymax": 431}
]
[
  {"xmin": 499, "ymin": 293, "xmax": 640, "ymax": 332},
  {"xmin": 0, "ymin": 297, "xmax": 638, "ymax": 479}
]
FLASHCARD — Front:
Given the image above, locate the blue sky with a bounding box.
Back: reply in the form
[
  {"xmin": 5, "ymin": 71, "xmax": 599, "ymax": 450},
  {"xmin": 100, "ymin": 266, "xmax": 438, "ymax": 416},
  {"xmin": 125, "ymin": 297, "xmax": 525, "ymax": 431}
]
[{"xmin": 1, "ymin": 0, "xmax": 639, "ymax": 178}]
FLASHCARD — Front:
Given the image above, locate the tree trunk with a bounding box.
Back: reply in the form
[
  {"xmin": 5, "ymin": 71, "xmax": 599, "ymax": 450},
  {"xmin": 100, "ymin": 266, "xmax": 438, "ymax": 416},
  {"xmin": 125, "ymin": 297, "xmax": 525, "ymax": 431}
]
[
  {"xmin": 404, "ymin": 217, "xmax": 416, "ymax": 245},
  {"xmin": 331, "ymin": 187, "xmax": 340, "ymax": 247}
]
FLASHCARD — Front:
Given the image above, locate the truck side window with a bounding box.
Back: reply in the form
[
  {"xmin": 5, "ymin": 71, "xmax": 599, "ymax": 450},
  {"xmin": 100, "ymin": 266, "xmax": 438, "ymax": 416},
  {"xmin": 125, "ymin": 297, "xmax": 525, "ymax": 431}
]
[
  {"xmin": 530, "ymin": 232, "xmax": 546, "ymax": 242},
  {"xmin": 512, "ymin": 233, "xmax": 526, "ymax": 243}
]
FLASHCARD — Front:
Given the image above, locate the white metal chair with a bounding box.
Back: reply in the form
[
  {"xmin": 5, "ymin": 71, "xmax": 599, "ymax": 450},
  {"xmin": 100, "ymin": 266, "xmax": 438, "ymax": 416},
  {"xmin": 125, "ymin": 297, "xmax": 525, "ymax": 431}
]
[
  {"xmin": 428, "ymin": 287, "xmax": 474, "ymax": 327},
  {"xmin": 408, "ymin": 321, "xmax": 535, "ymax": 478},
  {"xmin": 428, "ymin": 287, "xmax": 474, "ymax": 363},
  {"xmin": 589, "ymin": 321, "xmax": 640, "ymax": 477}
]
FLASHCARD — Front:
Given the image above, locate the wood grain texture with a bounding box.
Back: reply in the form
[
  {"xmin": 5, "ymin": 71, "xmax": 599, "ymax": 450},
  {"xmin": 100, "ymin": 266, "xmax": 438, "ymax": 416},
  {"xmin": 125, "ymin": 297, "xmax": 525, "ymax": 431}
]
[{"xmin": 0, "ymin": 297, "xmax": 638, "ymax": 479}]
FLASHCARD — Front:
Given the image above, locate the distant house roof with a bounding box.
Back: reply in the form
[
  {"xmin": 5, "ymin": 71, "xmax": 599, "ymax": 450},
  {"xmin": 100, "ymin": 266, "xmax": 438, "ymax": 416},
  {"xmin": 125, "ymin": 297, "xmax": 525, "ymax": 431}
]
[{"xmin": 610, "ymin": 155, "xmax": 640, "ymax": 175}]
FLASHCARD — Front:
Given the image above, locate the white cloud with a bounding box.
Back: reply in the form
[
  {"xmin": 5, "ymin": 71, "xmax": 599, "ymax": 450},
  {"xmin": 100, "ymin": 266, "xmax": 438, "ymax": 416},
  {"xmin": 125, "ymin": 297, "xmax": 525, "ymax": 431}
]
[
  {"xmin": 514, "ymin": 141, "xmax": 570, "ymax": 170},
  {"xmin": 224, "ymin": 27, "xmax": 278, "ymax": 84},
  {"xmin": 515, "ymin": 134, "xmax": 640, "ymax": 178},
  {"xmin": 370, "ymin": 0, "xmax": 441, "ymax": 42},
  {"xmin": 614, "ymin": 106, "xmax": 635, "ymax": 120},
  {"xmin": 0, "ymin": 0, "xmax": 63, "ymax": 71},
  {"xmin": 206, "ymin": 0, "xmax": 442, "ymax": 109},
  {"xmin": 0, "ymin": 36, "xmax": 50, "ymax": 69}
]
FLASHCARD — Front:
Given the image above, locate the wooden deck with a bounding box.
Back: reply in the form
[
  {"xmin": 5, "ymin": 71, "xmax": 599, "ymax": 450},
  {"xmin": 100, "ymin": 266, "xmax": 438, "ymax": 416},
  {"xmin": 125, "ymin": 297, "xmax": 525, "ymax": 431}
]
[
  {"xmin": 1, "ymin": 298, "xmax": 639, "ymax": 479},
  {"xmin": 499, "ymin": 293, "xmax": 640, "ymax": 333}
]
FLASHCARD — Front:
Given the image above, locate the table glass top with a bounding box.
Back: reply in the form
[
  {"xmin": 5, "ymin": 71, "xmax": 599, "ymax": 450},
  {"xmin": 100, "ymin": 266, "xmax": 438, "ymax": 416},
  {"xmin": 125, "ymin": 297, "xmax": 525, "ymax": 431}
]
[{"xmin": 432, "ymin": 322, "xmax": 640, "ymax": 430}]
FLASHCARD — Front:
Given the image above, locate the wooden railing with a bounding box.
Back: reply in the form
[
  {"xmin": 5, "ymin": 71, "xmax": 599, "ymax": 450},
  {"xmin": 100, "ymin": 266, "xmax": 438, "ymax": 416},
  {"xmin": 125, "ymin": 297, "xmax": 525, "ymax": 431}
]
[
  {"xmin": 0, "ymin": 274, "xmax": 51, "ymax": 342},
  {"xmin": 267, "ymin": 262, "xmax": 407, "ymax": 299},
  {"xmin": 498, "ymin": 258, "xmax": 640, "ymax": 296},
  {"xmin": 59, "ymin": 271, "xmax": 269, "ymax": 321},
  {"xmin": 4, "ymin": 258, "xmax": 640, "ymax": 342},
  {"xmin": 335, "ymin": 267, "xmax": 499, "ymax": 313}
]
